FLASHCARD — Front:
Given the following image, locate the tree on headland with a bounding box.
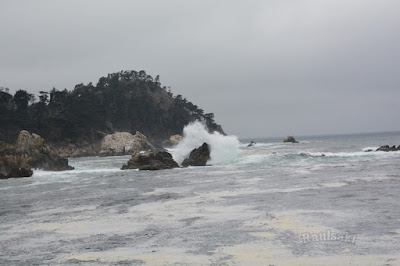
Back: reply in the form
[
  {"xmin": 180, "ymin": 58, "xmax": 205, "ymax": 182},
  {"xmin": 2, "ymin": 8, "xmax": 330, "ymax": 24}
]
[
  {"xmin": 13, "ymin": 90, "xmax": 34, "ymax": 115},
  {"xmin": 0, "ymin": 70, "xmax": 224, "ymax": 144}
]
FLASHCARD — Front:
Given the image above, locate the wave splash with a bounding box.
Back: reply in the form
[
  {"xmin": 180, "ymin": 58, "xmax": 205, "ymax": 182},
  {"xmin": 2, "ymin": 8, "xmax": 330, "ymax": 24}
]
[{"xmin": 171, "ymin": 121, "xmax": 239, "ymax": 165}]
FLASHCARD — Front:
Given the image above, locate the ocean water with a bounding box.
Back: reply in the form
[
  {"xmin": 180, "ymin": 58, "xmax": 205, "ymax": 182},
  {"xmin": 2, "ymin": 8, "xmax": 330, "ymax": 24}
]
[{"xmin": 1, "ymin": 130, "xmax": 400, "ymax": 265}]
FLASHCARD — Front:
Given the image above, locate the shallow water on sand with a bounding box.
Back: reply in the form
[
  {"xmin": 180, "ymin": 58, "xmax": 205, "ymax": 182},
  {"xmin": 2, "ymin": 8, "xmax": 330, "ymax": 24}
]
[{"xmin": 1, "ymin": 132, "xmax": 400, "ymax": 265}]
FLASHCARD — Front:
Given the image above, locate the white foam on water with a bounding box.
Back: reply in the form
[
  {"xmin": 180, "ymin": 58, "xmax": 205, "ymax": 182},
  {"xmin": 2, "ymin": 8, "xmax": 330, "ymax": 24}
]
[
  {"xmin": 362, "ymin": 147, "xmax": 379, "ymax": 151},
  {"xmin": 309, "ymin": 150, "xmax": 400, "ymax": 158},
  {"xmin": 171, "ymin": 121, "xmax": 240, "ymax": 165},
  {"xmin": 308, "ymin": 151, "xmax": 369, "ymax": 157},
  {"xmin": 32, "ymin": 168, "xmax": 122, "ymax": 177},
  {"xmin": 62, "ymin": 247, "xmax": 213, "ymax": 264},
  {"xmin": 236, "ymin": 154, "xmax": 273, "ymax": 165}
]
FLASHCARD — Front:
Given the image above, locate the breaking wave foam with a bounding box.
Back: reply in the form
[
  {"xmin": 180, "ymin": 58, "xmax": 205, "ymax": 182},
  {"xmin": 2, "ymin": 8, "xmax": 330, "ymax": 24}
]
[{"xmin": 171, "ymin": 121, "xmax": 239, "ymax": 165}]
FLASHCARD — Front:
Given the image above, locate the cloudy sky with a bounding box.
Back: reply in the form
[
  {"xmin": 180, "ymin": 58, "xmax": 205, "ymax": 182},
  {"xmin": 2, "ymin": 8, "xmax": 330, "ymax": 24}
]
[{"xmin": 1, "ymin": 0, "xmax": 399, "ymax": 138}]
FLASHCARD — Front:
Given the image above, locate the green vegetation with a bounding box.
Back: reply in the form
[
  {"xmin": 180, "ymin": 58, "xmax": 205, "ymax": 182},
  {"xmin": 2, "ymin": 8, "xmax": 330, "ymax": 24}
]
[{"xmin": 0, "ymin": 70, "xmax": 223, "ymax": 144}]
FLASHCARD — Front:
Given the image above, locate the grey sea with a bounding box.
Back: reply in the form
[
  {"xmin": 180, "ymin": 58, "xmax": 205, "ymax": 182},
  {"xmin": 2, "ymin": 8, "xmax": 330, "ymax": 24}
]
[{"xmin": 1, "ymin": 132, "xmax": 400, "ymax": 265}]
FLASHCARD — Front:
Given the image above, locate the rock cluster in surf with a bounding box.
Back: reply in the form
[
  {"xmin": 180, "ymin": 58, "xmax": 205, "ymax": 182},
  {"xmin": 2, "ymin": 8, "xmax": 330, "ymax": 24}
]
[
  {"xmin": 366, "ymin": 145, "xmax": 400, "ymax": 152},
  {"xmin": 121, "ymin": 142, "xmax": 212, "ymax": 170}
]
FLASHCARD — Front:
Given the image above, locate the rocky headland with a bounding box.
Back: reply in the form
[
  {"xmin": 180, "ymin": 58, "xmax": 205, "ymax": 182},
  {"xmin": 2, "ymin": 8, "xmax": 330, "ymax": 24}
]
[{"xmin": 0, "ymin": 70, "xmax": 224, "ymax": 159}]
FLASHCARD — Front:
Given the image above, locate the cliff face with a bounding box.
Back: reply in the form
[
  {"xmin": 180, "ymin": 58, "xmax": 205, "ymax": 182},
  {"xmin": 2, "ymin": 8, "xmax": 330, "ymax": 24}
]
[{"xmin": 0, "ymin": 70, "xmax": 224, "ymax": 150}]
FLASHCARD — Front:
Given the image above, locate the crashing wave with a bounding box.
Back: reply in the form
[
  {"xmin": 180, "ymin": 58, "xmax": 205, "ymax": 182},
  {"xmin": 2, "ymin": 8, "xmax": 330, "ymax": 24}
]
[{"xmin": 171, "ymin": 121, "xmax": 239, "ymax": 165}]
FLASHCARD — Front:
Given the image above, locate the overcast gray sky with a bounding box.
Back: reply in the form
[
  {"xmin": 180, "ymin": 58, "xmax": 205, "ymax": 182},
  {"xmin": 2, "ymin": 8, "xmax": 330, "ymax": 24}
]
[{"xmin": 1, "ymin": 0, "xmax": 399, "ymax": 138}]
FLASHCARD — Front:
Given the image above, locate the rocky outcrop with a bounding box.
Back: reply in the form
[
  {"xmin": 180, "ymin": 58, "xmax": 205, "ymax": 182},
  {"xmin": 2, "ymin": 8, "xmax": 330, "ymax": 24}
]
[
  {"xmin": 376, "ymin": 145, "xmax": 400, "ymax": 152},
  {"xmin": 16, "ymin": 131, "xmax": 74, "ymax": 171},
  {"xmin": 0, "ymin": 131, "xmax": 74, "ymax": 179},
  {"xmin": 0, "ymin": 141, "xmax": 33, "ymax": 179},
  {"xmin": 99, "ymin": 131, "xmax": 155, "ymax": 157},
  {"xmin": 283, "ymin": 136, "xmax": 299, "ymax": 143},
  {"xmin": 121, "ymin": 151, "xmax": 179, "ymax": 170},
  {"xmin": 247, "ymin": 141, "xmax": 256, "ymax": 147},
  {"xmin": 364, "ymin": 145, "xmax": 400, "ymax": 152},
  {"xmin": 182, "ymin": 143, "xmax": 211, "ymax": 167}
]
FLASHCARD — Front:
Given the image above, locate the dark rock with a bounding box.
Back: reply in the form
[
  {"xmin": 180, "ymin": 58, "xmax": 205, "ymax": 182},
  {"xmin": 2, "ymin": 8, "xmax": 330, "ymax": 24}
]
[
  {"xmin": 182, "ymin": 143, "xmax": 210, "ymax": 167},
  {"xmin": 365, "ymin": 149, "xmax": 373, "ymax": 152},
  {"xmin": 376, "ymin": 145, "xmax": 400, "ymax": 152},
  {"xmin": 247, "ymin": 141, "xmax": 256, "ymax": 147},
  {"xmin": 377, "ymin": 145, "xmax": 389, "ymax": 151},
  {"xmin": 121, "ymin": 151, "xmax": 178, "ymax": 170},
  {"xmin": 283, "ymin": 136, "xmax": 299, "ymax": 143},
  {"xmin": 6, "ymin": 167, "xmax": 33, "ymax": 178}
]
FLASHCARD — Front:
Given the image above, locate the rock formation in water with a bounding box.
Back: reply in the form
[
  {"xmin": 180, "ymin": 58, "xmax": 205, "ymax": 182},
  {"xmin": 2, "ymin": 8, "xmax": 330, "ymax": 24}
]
[
  {"xmin": 99, "ymin": 131, "xmax": 155, "ymax": 157},
  {"xmin": 0, "ymin": 130, "xmax": 74, "ymax": 179},
  {"xmin": 283, "ymin": 136, "xmax": 299, "ymax": 143},
  {"xmin": 0, "ymin": 141, "xmax": 33, "ymax": 179},
  {"xmin": 182, "ymin": 143, "xmax": 211, "ymax": 167},
  {"xmin": 376, "ymin": 145, "xmax": 400, "ymax": 152},
  {"xmin": 121, "ymin": 151, "xmax": 179, "ymax": 170},
  {"xmin": 247, "ymin": 141, "xmax": 256, "ymax": 147}
]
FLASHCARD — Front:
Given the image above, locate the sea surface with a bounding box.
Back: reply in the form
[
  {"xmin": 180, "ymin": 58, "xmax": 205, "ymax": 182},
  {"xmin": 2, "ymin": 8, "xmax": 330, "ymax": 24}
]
[{"xmin": 1, "ymin": 131, "xmax": 400, "ymax": 265}]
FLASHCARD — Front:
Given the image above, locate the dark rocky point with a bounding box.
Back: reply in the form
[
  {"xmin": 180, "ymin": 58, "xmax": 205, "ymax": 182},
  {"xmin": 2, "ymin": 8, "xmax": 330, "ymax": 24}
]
[
  {"xmin": 182, "ymin": 143, "xmax": 211, "ymax": 167},
  {"xmin": 376, "ymin": 145, "xmax": 400, "ymax": 152},
  {"xmin": 283, "ymin": 136, "xmax": 299, "ymax": 143},
  {"xmin": 121, "ymin": 151, "xmax": 179, "ymax": 170}
]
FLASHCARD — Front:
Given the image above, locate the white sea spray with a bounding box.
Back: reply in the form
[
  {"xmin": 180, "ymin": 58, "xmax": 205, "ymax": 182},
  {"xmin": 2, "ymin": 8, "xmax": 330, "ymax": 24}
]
[{"xmin": 171, "ymin": 121, "xmax": 239, "ymax": 165}]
